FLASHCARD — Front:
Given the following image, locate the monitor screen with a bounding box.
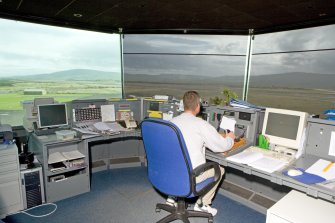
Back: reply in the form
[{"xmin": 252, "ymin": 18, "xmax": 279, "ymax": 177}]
[
  {"xmin": 262, "ymin": 108, "xmax": 308, "ymax": 150},
  {"xmin": 149, "ymin": 101, "xmax": 160, "ymax": 111},
  {"xmin": 38, "ymin": 104, "xmax": 68, "ymax": 128},
  {"xmin": 265, "ymin": 113, "xmax": 299, "ymax": 140}
]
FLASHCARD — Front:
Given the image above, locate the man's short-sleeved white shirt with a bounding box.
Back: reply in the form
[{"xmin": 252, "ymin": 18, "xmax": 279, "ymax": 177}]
[{"xmin": 171, "ymin": 112, "xmax": 234, "ymax": 168}]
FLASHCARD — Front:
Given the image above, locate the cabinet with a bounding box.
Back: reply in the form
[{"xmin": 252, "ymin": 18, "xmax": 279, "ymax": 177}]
[
  {"xmin": 29, "ymin": 134, "xmax": 90, "ymax": 202},
  {"xmin": 0, "ymin": 144, "xmax": 23, "ymax": 218},
  {"xmin": 266, "ymin": 190, "xmax": 335, "ymax": 223}
]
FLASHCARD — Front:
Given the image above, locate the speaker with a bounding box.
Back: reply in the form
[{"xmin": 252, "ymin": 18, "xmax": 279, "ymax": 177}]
[{"xmin": 20, "ymin": 166, "xmax": 45, "ymax": 209}]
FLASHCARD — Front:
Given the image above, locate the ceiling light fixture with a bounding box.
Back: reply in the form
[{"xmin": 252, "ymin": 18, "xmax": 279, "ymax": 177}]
[
  {"xmin": 73, "ymin": 13, "xmax": 83, "ymax": 18},
  {"xmin": 319, "ymin": 13, "xmax": 327, "ymax": 17}
]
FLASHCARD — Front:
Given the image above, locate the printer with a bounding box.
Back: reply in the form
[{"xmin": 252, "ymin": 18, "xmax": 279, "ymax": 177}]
[{"xmin": 0, "ymin": 124, "xmax": 13, "ymax": 144}]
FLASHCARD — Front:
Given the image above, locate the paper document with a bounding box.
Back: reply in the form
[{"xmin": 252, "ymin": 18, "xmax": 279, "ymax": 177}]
[
  {"xmin": 219, "ymin": 116, "xmax": 236, "ymax": 132},
  {"xmin": 226, "ymin": 151, "xmax": 263, "ymax": 164},
  {"xmin": 93, "ymin": 122, "xmax": 111, "ymax": 131},
  {"xmin": 163, "ymin": 112, "xmax": 174, "ymax": 121},
  {"xmin": 248, "ymin": 157, "xmax": 286, "ymax": 173},
  {"xmin": 101, "ymin": 104, "xmax": 115, "ymax": 122},
  {"xmin": 93, "ymin": 122, "xmax": 125, "ymax": 132},
  {"xmin": 73, "ymin": 127, "xmax": 100, "ymax": 135},
  {"xmin": 306, "ymin": 159, "xmax": 335, "ymax": 180},
  {"xmin": 227, "ymin": 150, "xmax": 287, "ymax": 172},
  {"xmin": 48, "ymin": 152, "xmax": 67, "ymax": 164},
  {"xmin": 62, "ymin": 150, "xmax": 85, "ymax": 160}
]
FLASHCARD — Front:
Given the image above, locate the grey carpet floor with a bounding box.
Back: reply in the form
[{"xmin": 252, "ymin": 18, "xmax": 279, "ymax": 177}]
[{"xmin": 3, "ymin": 167, "xmax": 265, "ymax": 223}]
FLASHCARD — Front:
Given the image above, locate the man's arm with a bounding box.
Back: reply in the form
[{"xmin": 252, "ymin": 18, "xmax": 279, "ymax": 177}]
[{"xmin": 201, "ymin": 121, "xmax": 235, "ymax": 153}]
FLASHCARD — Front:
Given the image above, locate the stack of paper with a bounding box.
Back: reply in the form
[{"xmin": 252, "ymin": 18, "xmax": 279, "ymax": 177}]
[
  {"xmin": 226, "ymin": 150, "xmax": 287, "ymax": 173},
  {"xmin": 226, "ymin": 151, "xmax": 263, "ymax": 164},
  {"xmin": 48, "ymin": 150, "xmax": 85, "ymax": 164},
  {"xmin": 305, "ymin": 159, "xmax": 335, "ymax": 181},
  {"xmin": 220, "ymin": 116, "xmax": 236, "ymax": 132}
]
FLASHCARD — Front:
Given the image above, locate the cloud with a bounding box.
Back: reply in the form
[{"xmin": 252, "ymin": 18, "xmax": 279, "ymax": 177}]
[{"xmin": 0, "ymin": 19, "xmax": 121, "ymax": 77}]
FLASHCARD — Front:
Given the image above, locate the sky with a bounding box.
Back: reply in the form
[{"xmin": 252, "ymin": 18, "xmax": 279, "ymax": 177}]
[
  {"xmin": 1, "ymin": 18, "xmax": 335, "ymax": 78},
  {"xmin": 123, "ymin": 25, "xmax": 335, "ymax": 76},
  {"xmin": 0, "ymin": 19, "xmax": 121, "ymax": 77}
]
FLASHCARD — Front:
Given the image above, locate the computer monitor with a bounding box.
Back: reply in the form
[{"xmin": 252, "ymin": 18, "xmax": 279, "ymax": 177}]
[
  {"xmin": 37, "ymin": 104, "xmax": 68, "ymax": 128},
  {"xmin": 262, "ymin": 108, "xmax": 308, "ymax": 150},
  {"xmin": 149, "ymin": 101, "xmax": 160, "ymax": 111}
]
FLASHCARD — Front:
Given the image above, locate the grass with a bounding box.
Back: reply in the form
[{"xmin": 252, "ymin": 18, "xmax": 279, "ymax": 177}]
[
  {"xmin": 0, "ymin": 80, "xmax": 122, "ymax": 110},
  {"xmin": 0, "ymin": 93, "xmax": 93, "ymax": 110}
]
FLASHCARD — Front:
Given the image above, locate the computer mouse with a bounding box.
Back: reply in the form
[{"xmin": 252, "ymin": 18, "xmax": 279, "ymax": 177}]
[{"xmin": 287, "ymin": 169, "xmax": 303, "ymax": 177}]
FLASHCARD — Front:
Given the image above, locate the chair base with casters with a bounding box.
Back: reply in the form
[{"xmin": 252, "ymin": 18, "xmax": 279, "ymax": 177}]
[{"xmin": 155, "ymin": 199, "xmax": 213, "ymax": 223}]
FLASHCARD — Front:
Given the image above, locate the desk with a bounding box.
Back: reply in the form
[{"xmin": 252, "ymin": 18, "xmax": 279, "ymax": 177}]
[
  {"xmin": 266, "ymin": 190, "xmax": 335, "ymax": 223},
  {"xmin": 206, "ymin": 151, "xmax": 335, "ymax": 214},
  {"xmin": 30, "ymin": 130, "xmax": 143, "ymax": 202},
  {"xmin": 84, "ymin": 130, "xmax": 143, "ymax": 172}
]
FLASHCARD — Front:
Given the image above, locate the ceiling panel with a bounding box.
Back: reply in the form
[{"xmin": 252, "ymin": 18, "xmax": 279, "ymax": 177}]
[{"xmin": 0, "ymin": 0, "xmax": 334, "ymax": 34}]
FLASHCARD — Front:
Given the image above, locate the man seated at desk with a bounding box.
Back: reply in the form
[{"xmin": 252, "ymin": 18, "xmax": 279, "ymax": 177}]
[{"xmin": 169, "ymin": 90, "xmax": 235, "ymax": 216}]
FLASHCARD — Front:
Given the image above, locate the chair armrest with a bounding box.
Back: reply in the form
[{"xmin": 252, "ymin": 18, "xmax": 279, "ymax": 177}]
[{"xmin": 191, "ymin": 162, "xmax": 222, "ymax": 196}]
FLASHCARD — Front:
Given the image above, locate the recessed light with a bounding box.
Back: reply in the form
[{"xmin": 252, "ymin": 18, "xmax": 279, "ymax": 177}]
[{"xmin": 73, "ymin": 13, "xmax": 83, "ymax": 18}]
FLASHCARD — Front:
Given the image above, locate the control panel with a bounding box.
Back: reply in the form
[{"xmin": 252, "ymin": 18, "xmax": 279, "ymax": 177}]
[
  {"xmin": 71, "ymin": 99, "xmax": 107, "ymax": 124},
  {"xmin": 109, "ymin": 98, "xmax": 141, "ymax": 123},
  {"xmin": 204, "ymin": 106, "xmax": 264, "ymax": 147},
  {"xmin": 142, "ymin": 98, "xmax": 179, "ymax": 120}
]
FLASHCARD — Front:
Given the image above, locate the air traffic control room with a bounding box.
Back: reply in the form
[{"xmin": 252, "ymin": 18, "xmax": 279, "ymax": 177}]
[{"xmin": 0, "ymin": 1, "xmax": 335, "ymax": 223}]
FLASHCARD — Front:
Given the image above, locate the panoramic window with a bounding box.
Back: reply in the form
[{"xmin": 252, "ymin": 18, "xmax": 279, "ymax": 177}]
[
  {"xmin": 123, "ymin": 34, "xmax": 248, "ymax": 103},
  {"xmin": 0, "ymin": 19, "xmax": 122, "ymax": 126},
  {"xmin": 249, "ymin": 25, "xmax": 335, "ymax": 116}
]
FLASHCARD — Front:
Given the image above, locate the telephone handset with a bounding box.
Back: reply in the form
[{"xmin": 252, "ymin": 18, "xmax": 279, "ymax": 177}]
[{"xmin": 125, "ymin": 119, "xmax": 137, "ymax": 129}]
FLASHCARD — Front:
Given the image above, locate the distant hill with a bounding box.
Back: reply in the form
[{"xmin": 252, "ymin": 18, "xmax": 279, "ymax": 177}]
[
  {"xmin": 2, "ymin": 69, "xmax": 334, "ymax": 90},
  {"xmin": 250, "ymin": 72, "xmax": 335, "ymax": 89},
  {"xmin": 7, "ymin": 69, "xmax": 121, "ymax": 81},
  {"xmin": 125, "ymin": 72, "xmax": 335, "ymax": 90}
]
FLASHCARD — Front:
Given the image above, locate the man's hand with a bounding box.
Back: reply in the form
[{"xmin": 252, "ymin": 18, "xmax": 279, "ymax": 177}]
[
  {"xmin": 226, "ymin": 131, "xmax": 236, "ymax": 140},
  {"xmin": 220, "ymin": 131, "xmax": 235, "ymax": 140}
]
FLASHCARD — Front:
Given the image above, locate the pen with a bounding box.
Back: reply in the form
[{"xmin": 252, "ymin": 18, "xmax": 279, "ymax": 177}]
[{"xmin": 322, "ymin": 161, "xmax": 334, "ymax": 172}]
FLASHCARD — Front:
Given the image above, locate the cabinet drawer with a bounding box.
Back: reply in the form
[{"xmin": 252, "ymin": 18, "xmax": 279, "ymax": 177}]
[
  {"xmin": 46, "ymin": 173, "xmax": 90, "ymax": 202},
  {"xmin": 0, "ymin": 180, "xmax": 22, "ymax": 209},
  {"xmin": 0, "ymin": 154, "xmax": 17, "ymax": 164},
  {"xmin": 0, "ymin": 163, "xmax": 18, "ymax": 175},
  {"xmin": 0, "ymin": 172, "xmax": 19, "ymax": 184},
  {"xmin": 0, "ymin": 147, "xmax": 16, "ymax": 156}
]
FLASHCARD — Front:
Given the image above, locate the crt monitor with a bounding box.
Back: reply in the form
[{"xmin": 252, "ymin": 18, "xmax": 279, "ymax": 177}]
[
  {"xmin": 262, "ymin": 108, "xmax": 308, "ymax": 150},
  {"xmin": 149, "ymin": 101, "xmax": 160, "ymax": 111},
  {"xmin": 37, "ymin": 104, "xmax": 68, "ymax": 128}
]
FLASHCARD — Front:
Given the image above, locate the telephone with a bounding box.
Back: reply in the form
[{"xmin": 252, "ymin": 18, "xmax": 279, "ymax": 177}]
[{"xmin": 125, "ymin": 119, "xmax": 137, "ymax": 129}]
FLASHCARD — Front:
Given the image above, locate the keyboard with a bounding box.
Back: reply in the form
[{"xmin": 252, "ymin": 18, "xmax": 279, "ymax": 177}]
[
  {"xmin": 34, "ymin": 128, "xmax": 59, "ymax": 136},
  {"xmin": 246, "ymin": 146, "xmax": 295, "ymax": 163}
]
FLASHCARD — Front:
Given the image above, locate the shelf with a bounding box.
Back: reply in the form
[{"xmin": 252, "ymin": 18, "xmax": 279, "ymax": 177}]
[{"xmin": 47, "ymin": 165, "xmax": 87, "ymax": 177}]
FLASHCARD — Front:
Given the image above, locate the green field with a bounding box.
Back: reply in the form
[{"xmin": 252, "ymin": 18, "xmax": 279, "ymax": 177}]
[
  {"xmin": 0, "ymin": 80, "xmax": 122, "ymax": 110},
  {"xmin": 1, "ymin": 79, "xmax": 334, "ymax": 126}
]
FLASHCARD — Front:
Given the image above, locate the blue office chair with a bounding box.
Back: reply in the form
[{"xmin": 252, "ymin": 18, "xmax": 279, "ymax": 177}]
[{"xmin": 141, "ymin": 118, "xmax": 222, "ymax": 223}]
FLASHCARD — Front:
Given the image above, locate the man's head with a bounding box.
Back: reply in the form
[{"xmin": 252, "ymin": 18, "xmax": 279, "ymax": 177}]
[{"xmin": 183, "ymin": 91, "xmax": 201, "ymax": 115}]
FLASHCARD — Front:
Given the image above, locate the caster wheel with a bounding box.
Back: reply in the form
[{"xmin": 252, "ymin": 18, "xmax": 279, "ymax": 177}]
[
  {"xmin": 208, "ymin": 218, "xmax": 213, "ymax": 223},
  {"xmin": 155, "ymin": 208, "xmax": 161, "ymax": 213}
]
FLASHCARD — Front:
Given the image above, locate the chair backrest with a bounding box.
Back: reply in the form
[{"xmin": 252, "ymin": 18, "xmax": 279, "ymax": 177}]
[{"xmin": 141, "ymin": 118, "xmax": 193, "ymax": 197}]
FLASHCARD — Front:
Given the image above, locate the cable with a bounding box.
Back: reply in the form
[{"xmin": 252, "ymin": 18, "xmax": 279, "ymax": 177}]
[{"xmin": 19, "ymin": 203, "xmax": 57, "ymax": 218}]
